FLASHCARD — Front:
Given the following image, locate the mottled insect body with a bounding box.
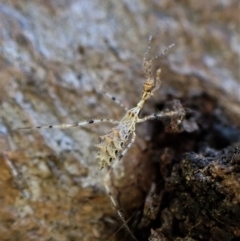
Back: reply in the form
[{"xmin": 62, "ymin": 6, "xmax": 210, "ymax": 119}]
[
  {"xmin": 96, "ymin": 70, "xmax": 163, "ymax": 171},
  {"xmin": 96, "ymin": 124, "xmax": 131, "ymax": 170},
  {"xmin": 18, "ymin": 37, "xmax": 186, "ymax": 241},
  {"xmin": 96, "ymin": 108, "xmax": 141, "ymax": 170}
]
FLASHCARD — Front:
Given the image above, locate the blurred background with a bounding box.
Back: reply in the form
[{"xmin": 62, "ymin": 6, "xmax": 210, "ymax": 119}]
[{"xmin": 0, "ymin": 1, "xmax": 239, "ymax": 241}]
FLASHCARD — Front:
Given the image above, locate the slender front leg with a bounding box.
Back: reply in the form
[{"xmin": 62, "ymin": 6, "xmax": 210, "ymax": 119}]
[{"xmin": 103, "ymin": 132, "xmax": 137, "ymax": 241}]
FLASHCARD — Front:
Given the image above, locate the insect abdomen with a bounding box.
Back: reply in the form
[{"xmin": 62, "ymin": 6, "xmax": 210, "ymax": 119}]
[{"xmin": 96, "ymin": 126, "xmax": 129, "ymax": 170}]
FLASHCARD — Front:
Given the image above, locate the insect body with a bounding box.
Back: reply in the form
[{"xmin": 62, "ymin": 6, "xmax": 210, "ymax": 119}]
[
  {"xmin": 18, "ymin": 37, "xmax": 186, "ymax": 241},
  {"xmin": 96, "ymin": 78, "xmax": 155, "ymax": 170},
  {"xmin": 95, "ymin": 39, "xmax": 185, "ymax": 240},
  {"xmin": 96, "ymin": 39, "xmax": 175, "ymax": 171}
]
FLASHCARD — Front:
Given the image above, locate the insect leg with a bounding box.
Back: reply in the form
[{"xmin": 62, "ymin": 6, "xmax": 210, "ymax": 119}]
[
  {"xmin": 17, "ymin": 119, "xmax": 119, "ymax": 130},
  {"xmin": 94, "ymin": 88, "xmax": 128, "ymax": 111},
  {"xmin": 104, "ymin": 133, "xmax": 138, "ymax": 241},
  {"xmin": 137, "ymin": 110, "xmax": 182, "ymax": 123}
]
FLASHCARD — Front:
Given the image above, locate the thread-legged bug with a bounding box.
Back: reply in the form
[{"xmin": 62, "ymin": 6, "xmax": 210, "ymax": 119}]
[{"xmin": 19, "ymin": 36, "xmax": 186, "ymax": 240}]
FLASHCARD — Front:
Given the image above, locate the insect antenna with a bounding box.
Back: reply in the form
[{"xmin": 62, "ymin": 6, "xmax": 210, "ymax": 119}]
[
  {"xmin": 143, "ymin": 35, "xmax": 153, "ymax": 61},
  {"xmin": 152, "ymin": 43, "xmax": 175, "ymax": 61},
  {"xmin": 142, "ymin": 35, "xmax": 175, "ymax": 86},
  {"xmin": 143, "ymin": 35, "xmax": 154, "ymax": 80}
]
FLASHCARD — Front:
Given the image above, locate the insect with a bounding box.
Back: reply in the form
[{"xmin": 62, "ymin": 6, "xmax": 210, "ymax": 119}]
[{"xmin": 19, "ymin": 36, "xmax": 186, "ymax": 241}]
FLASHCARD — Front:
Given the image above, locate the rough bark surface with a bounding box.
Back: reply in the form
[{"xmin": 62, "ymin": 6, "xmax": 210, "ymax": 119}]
[{"xmin": 0, "ymin": 1, "xmax": 239, "ymax": 241}]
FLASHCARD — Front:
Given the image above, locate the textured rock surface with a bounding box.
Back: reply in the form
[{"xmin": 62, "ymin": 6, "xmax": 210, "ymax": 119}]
[{"xmin": 0, "ymin": 1, "xmax": 239, "ymax": 241}]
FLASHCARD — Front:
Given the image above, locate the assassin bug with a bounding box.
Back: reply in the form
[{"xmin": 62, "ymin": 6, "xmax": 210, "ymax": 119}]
[{"xmin": 19, "ymin": 36, "xmax": 186, "ymax": 240}]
